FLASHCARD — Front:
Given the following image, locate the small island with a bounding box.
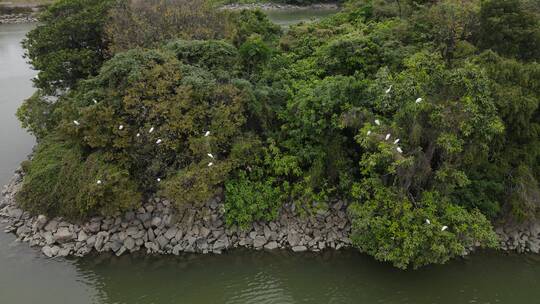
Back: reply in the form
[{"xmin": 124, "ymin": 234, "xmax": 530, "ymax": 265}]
[{"xmin": 1, "ymin": 0, "xmax": 539, "ymax": 272}]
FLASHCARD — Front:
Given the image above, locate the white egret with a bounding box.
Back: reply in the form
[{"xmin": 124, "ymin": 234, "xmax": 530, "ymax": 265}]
[
  {"xmin": 207, "ymin": 153, "xmax": 214, "ymax": 158},
  {"xmin": 385, "ymin": 133, "xmax": 391, "ymax": 140},
  {"xmin": 385, "ymin": 85, "xmax": 392, "ymax": 94},
  {"xmin": 415, "ymin": 97, "xmax": 422, "ymax": 103},
  {"xmin": 367, "ymin": 130, "xmax": 372, "ymax": 136},
  {"xmin": 93, "ymin": 99, "xmax": 97, "ymax": 104},
  {"xmin": 34, "ymin": 75, "xmax": 39, "ymax": 80},
  {"xmin": 396, "ymin": 147, "xmax": 403, "ymax": 153},
  {"xmin": 394, "ymin": 139, "xmax": 400, "ymax": 144},
  {"xmin": 441, "ymin": 226, "xmax": 448, "ymax": 231},
  {"xmin": 136, "ymin": 133, "xmax": 140, "ymax": 137},
  {"xmin": 118, "ymin": 125, "xmax": 124, "ymax": 130},
  {"xmin": 204, "ymin": 131, "xmax": 210, "ymax": 137},
  {"xmin": 375, "ymin": 119, "xmax": 381, "ymax": 126},
  {"xmin": 208, "ymin": 162, "xmax": 214, "ymax": 167},
  {"xmin": 73, "ymin": 120, "xmax": 80, "ymax": 126},
  {"xmin": 149, "ymin": 127, "xmax": 154, "ymax": 133},
  {"xmin": 156, "ymin": 139, "xmax": 162, "ymax": 144},
  {"xmin": 157, "ymin": 178, "xmax": 161, "ymax": 182},
  {"xmin": 426, "ymin": 219, "xmax": 430, "ymax": 225},
  {"xmin": 96, "ymin": 180, "xmax": 102, "ymax": 185}
]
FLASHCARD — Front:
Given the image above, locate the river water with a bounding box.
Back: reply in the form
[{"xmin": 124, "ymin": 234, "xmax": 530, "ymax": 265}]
[{"xmin": 1, "ymin": 15, "xmax": 540, "ymax": 304}]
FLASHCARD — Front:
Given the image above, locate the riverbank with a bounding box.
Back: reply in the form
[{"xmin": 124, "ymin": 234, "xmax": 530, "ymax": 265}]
[
  {"xmin": 0, "ymin": 13, "xmax": 36, "ymax": 23},
  {"xmin": 1, "ymin": 169, "xmax": 352, "ymax": 258},
  {"xmin": 1, "ymin": 169, "xmax": 539, "ymax": 259},
  {"xmin": 219, "ymin": 2, "xmax": 340, "ymax": 11}
]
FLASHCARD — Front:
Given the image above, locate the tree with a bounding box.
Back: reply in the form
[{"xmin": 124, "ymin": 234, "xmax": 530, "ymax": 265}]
[{"xmin": 22, "ymin": 0, "xmax": 114, "ymax": 95}]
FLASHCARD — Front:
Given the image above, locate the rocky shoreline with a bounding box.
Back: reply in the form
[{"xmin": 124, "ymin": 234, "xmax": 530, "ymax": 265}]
[
  {"xmin": 0, "ymin": 13, "xmax": 37, "ymax": 24},
  {"xmin": 219, "ymin": 2, "xmax": 340, "ymax": 11},
  {"xmin": 0, "ymin": 169, "xmax": 352, "ymax": 258},
  {"xmin": 1, "ymin": 169, "xmax": 539, "ymax": 258}
]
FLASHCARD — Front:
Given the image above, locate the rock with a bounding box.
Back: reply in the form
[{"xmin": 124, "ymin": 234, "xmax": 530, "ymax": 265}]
[
  {"xmin": 86, "ymin": 221, "xmax": 101, "ymax": 233},
  {"xmin": 16, "ymin": 225, "xmax": 31, "ymax": 236},
  {"xmin": 172, "ymin": 243, "xmax": 184, "ymax": 255},
  {"xmin": 213, "ymin": 235, "xmax": 230, "ymax": 251},
  {"xmin": 292, "ymin": 245, "xmax": 307, "ymax": 252},
  {"xmin": 126, "ymin": 226, "xmax": 139, "ymax": 237},
  {"xmin": 33, "ymin": 215, "xmax": 48, "ymax": 231},
  {"xmin": 42, "ymin": 245, "xmax": 59, "ymax": 258},
  {"xmin": 164, "ymin": 227, "xmax": 178, "ymax": 240},
  {"xmin": 77, "ymin": 230, "xmax": 88, "ymax": 242},
  {"xmin": 116, "ymin": 246, "xmax": 127, "ymax": 256},
  {"xmin": 264, "ymin": 241, "xmax": 278, "ymax": 250},
  {"xmin": 54, "ymin": 227, "xmax": 73, "ymax": 243},
  {"xmin": 253, "ymin": 236, "xmax": 267, "ymax": 249},
  {"xmin": 288, "ymin": 233, "xmax": 300, "ymax": 247},
  {"xmin": 124, "ymin": 237, "xmax": 136, "ymax": 251},
  {"xmin": 156, "ymin": 235, "xmax": 169, "ymax": 249},
  {"xmin": 151, "ymin": 217, "xmax": 162, "ymax": 228},
  {"xmin": 44, "ymin": 220, "xmax": 58, "ymax": 232},
  {"xmin": 94, "ymin": 232, "xmax": 109, "ymax": 251},
  {"xmin": 199, "ymin": 226, "xmax": 211, "ymax": 239}
]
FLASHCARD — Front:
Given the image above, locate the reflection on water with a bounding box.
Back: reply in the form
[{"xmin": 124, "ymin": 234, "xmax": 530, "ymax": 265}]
[
  {"xmin": 72, "ymin": 250, "xmax": 540, "ymax": 304},
  {"xmin": 2, "ymin": 14, "xmax": 540, "ymax": 304}
]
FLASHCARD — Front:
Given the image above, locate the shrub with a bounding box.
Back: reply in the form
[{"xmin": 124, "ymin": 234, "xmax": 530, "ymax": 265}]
[{"xmin": 17, "ymin": 136, "xmax": 140, "ymax": 218}]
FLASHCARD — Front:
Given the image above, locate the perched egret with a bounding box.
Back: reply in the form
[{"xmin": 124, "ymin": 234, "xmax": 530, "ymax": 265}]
[
  {"xmin": 96, "ymin": 180, "xmax": 102, "ymax": 185},
  {"xmin": 204, "ymin": 131, "xmax": 210, "ymax": 137},
  {"xmin": 415, "ymin": 97, "xmax": 422, "ymax": 103},
  {"xmin": 93, "ymin": 99, "xmax": 97, "ymax": 104},
  {"xmin": 426, "ymin": 219, "xmax": 431, "ymax": 225},
  {"xmin": 385, "ymin": 133, "xmax": 391, "ymax": 140},
  {"xmin": 207, "ymin": 153, "xmax": 214, "ymax": 158},
  {"xmin": 375, "ymin": 119, "xmax": 381, "ymax": 126},
  {"xmin": 396, "ymin": 147, "xmax": 403, "ymax": 153},
  {"xmin": 149, "ymin": 127, "xmax": 154, "ymax": 133},
  {"xmin": 208, "ymin": 162, "xmax": 214, "ymax": 167},
  {"xmin": 367, "ymin": 130, "xmax": 372, "ymax": 136},
  {"xmin": 118, "ymin": 125, "xmax": 124, "ymax": 130},
  {"xmin": 73, "ymin": 120, "xmax": 80, "ymax": 126},
  {"xmin": 394, "ymin": 139, "xmax": 400, "ymax": 144},
  {"xmin": 157, "ymin": 178, "xmax": 161, "ymax": 182},
  {"xmin": 441, "ymin": 226, "xmax": 448, "ymax": 231},
  {"xmin": 136, "ymin": 133, "xmax": 141, "ymax": 137},
  {"xmin": 156, "ymin": 139, "xmax": 162, "ymax": 144},
  {"xmin": 34, "ymin": 75, "xmax": 39, "ymax": 80},
  {"xmin": 385, "ymin": 85, "xmax": 392, "ymax": 94}
]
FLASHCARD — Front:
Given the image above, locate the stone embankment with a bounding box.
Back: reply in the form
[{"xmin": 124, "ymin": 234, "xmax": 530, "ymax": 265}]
[
  {"xmin": 0, "ymin": 169, "xmax": 352, "ymax": 258},
  {"xmin": 2, "ymin": 169, "xmax": 539, "ymax": 258},
  {"xmin": 220, "ymin": 2, "xmax": 339, "ymax": 11},
  {"xmin": 0, "ymin": 13, "xmax": 37, "ymax": 24}
]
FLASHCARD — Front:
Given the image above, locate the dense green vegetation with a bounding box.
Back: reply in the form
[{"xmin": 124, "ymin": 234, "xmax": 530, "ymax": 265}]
[{"xmin": 18, "ymin": 0, "xmax": 539, "ymax": 269}]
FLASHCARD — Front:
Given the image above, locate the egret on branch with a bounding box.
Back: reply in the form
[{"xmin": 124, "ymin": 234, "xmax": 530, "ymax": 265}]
[
  {"xmin": 204, "ymin": 131, "xmax": 210, "ymax": 137},
  {"xmin": 73, "ymin": 120, "xmax": 80, "ymax": 126},
  {"xmin": 385, "ymin": 85, "xmax": 392, "ymax": 94}
]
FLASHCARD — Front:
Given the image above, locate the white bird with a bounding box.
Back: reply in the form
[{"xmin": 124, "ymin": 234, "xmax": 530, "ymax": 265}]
[
  {"xmin": 207, "ymin": 153, "xmax": 214, "ymax": 158},
  {"xmin": 118, "ymin": 125, "xmax": 124, "ymax": 130},
  {"xmin": 73, "ymin": 120, "xmax": 80, "ymax": 126},
  {"xmin": 441, "ymin": 226, "xmax": 448, "ymax": 231},
  {"xmin": 396, "ymin": 147, "xmax": 403, "ymax": 153},
  {"xmin": 93, "ymin": 99, "xmax": 97, "ymax": 104},
  {"xmin": 156, "ymin": 178, "xmax": 161, "ymax": 182},
  {"xmin": 204, "ymin": 131, "xmax": 210, "ymax": 137},
  {"xmin": 208, "ymin": 162, "xmax": 214, "ymax": 167},
  {"xmin": 426, "ymin": 219, "xmax": 430, "ymax": 225},
  {"xmin": 385, "ymin": 133, "xmax": 391, "ymax": 140},
  {"xmin": 385, "ymin": 85, "xmax": 392, "ymax": 94},
  {"xmin": 394, "ymin": 139, "xmax": 400, "ymax": 144},
  {"xmin": 34, "ymin": 75, "xmax": 39, "ymax": 80},
  {"xmin": 96, "ymin": 180, "xmax": 102, "ymax": 185},
  {"xmin": 136, "ymin": 133, "xmax": 140, "ymax": 137},
  {"xmin": 149, "ymin": 127, "xmax": 154, "ymax": 133},
  {"xmin": 415, "ymin": 97, "xmax": 423, "ymax": 103},
  {"xmin": 367, "ymin": 130, "xmax": 372, "ymax": 136},
  {"xmin": 375, "ymin": 119, "xmax": 381, "ymax": 126},
  {"xmin": 156, "ymin": 139, "xmax": 162, "ymax": 144}
]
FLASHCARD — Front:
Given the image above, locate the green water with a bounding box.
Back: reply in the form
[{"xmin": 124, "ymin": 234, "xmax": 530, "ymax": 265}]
[
  {"xmin": 265, "ymin": 8, "xmax": 339, "ymax": 27},
  {"xmin": 1, "ymin": 12, "xmax": 540, "ymax": 304}
]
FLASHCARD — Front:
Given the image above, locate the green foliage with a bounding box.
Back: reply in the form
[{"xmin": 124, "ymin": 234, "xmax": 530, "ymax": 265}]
[
  {"xmin": 224, "ymin": 171, "xmax": 281, "ymax": 229},
  {"xmin": 106, "ymin": 0, "xmax": 229, "ymax": 54},
  {"xmin": 22, "ymin": 0, "xmax": 113, "ymax": 94},
  {"xmin": 227, "ymin": 9, "xmax": 282, "ymax": 47},
  {"xmin": 17, "ymin": 136, "xmax": 140, "ymax": 218},
  {"xmin": 16, "ymin": 91, "xmax": 59, "ymax": 141},
  {"xmin": 477, "ymin": 0, "xmax": 540, "ymax": 61},
  {"xmin": 349, "ymin": 180, "xmax": 498, "ymax": 269}
]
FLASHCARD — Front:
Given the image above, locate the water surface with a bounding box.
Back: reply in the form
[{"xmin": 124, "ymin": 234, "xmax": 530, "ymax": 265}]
[{"xmin": 1, "ymin": 14, "xmax": 540, "ymax": 304}]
